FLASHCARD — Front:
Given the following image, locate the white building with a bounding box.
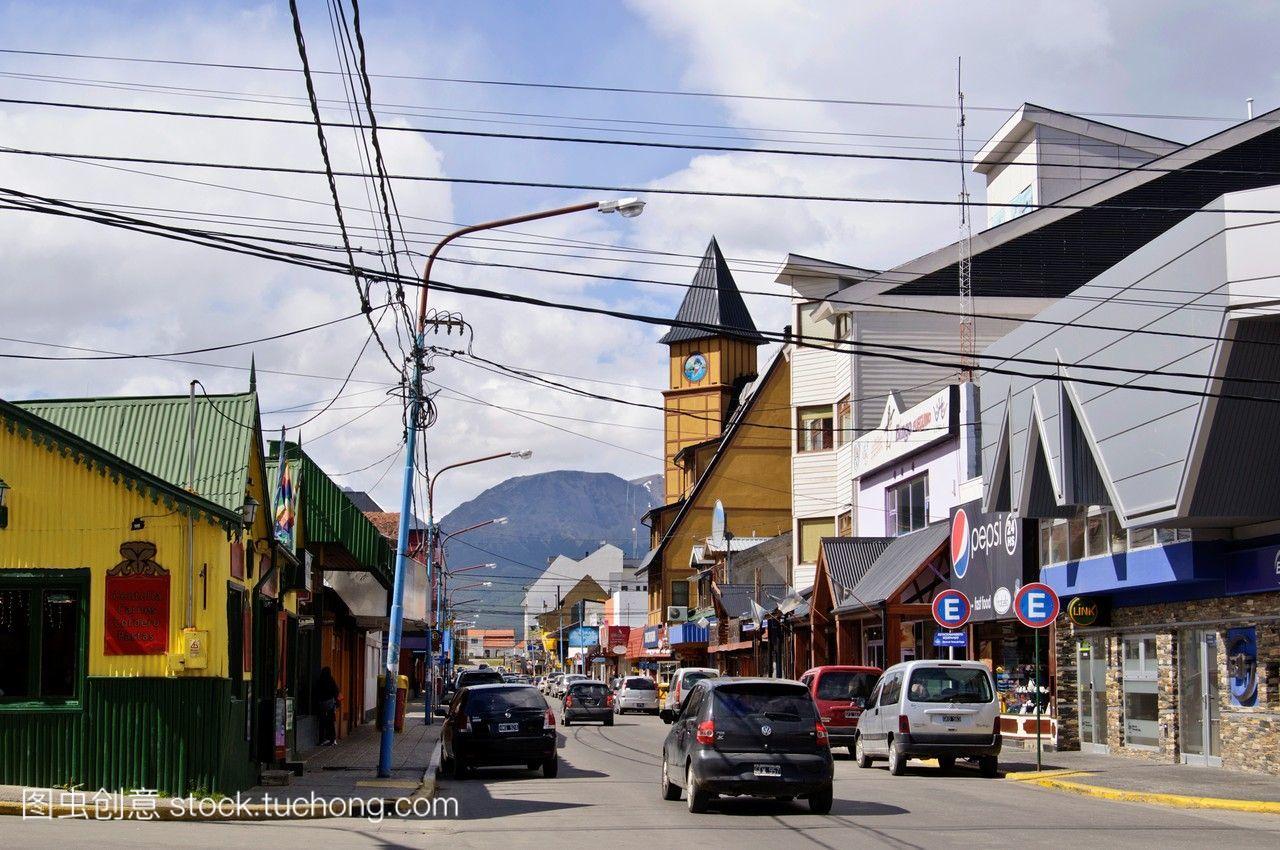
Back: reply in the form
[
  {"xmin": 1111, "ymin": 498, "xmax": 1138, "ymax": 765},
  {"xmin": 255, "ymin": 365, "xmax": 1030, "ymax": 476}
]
[
  {"xmin": 521, "ymin": 543, "xmax": 631, "ymax": 640},
  {"xmin": 779, "ymin": 103, "xmax": 1182, "ymax": 591}
]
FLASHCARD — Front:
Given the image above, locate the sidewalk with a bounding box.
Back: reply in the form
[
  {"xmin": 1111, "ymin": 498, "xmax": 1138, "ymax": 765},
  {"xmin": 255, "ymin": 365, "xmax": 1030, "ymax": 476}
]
[{"xmin": 999, "ymin": 750, "xmax": 1280, "ymax": 813}]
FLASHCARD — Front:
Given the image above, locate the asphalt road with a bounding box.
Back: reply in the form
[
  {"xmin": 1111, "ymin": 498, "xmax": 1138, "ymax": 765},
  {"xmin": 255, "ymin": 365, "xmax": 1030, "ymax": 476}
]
[{"xmin": 6, "ymin": 702, "xmax": 1280, "ymax": 848}]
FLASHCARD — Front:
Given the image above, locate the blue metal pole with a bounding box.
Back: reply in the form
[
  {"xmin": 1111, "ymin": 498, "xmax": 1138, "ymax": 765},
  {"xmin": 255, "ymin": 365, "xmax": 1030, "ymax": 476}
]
[
  {"xmin": 377, "ymin": 346, "xmax": 422, "ymax": 777},
  {"xmin": 424, "ymin": 514, "xmax": 436, "ymax": 724}
]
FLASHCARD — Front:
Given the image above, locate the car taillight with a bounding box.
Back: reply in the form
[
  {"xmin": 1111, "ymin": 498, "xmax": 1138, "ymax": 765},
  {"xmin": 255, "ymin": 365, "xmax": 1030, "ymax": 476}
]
[
  {"xmin": 815, "ymin": 723, "xmax": 830, "ymax": 746},
  {"xmin": 696, "ymin": 719, "xmax": 715, "ymax": 746},
  {"xmin": 544, "ymin": 709, "xmax": 556, "ymax": 729},
  {"xmin": 564, "ymin": 695, "xmax": 573, "ymax": 707},
  {"xmin": 606, "ymin": 693, "xmax": 614, "ymax": 706},
  {"xmin": 457, "ymin": 714, "xmax": 471, "ymax": 732},
  {"xmin": 898, "ymin": 714, "xmax": 911, "ymax": 734}
]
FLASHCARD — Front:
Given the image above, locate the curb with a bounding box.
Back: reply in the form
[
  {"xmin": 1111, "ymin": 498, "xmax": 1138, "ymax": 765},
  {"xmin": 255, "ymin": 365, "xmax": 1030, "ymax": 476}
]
[
  {"xmin": 415, "ymin": 740, "xmax": 443, "ymax": 801},
  {"xmin": 1004, "ymin": 769, "xmax": 1090, "ymax": 782},
  {"xmin": 1024, "ymin": 777, "xmax": 1280, "ymax": 815}
]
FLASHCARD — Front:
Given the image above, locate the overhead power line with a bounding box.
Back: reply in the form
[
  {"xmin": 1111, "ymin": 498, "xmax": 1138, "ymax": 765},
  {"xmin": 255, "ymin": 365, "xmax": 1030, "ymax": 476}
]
[{"xmin": 0, "ymin": 46, "xmax": 1236, "ymax": 121}]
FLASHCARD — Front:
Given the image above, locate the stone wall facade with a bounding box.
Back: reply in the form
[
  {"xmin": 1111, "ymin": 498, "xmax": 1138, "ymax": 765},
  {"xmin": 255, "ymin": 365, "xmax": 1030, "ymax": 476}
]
[{"xmin": 1054, "ymin": 590, "xmax": 1280, "ymax": 775}]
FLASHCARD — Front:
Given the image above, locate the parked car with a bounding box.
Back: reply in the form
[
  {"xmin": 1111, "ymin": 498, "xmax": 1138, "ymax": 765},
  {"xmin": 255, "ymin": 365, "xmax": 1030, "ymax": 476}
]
[
  {"xmin": 563, "ymin": 679, "xmax": 615, "ymax": 726},
  {"xmin": 555, "ymin": 673, "xmax": 587, "ymax": 699},
  {"xmin": 800, "ymin": 665, "xmax": 881, "ymax": 754},
  {"xmin": 438, "ymin": 667, "xmax": 506, "ymax": 715},
  {"xmin": 854, "ymin": 660, "xmax": 1001, "ymax": 777},
  {"xmin": 542, "ymin": 673, "xmax": 562, "ymax": 695},
  {"xmin": 615, "ymin": 675, "xmax": 660, "ymax": 715},
  {"xmin": 660, "ymin": 667, "xmax": 720, "ymax": 723},
  {"xmin": 659, "ymin": 678, "xmax": 834, "ymax": 814},
  {"xmin": 442, "ymin": 684, "xmax": 558, "ymax": 779}
]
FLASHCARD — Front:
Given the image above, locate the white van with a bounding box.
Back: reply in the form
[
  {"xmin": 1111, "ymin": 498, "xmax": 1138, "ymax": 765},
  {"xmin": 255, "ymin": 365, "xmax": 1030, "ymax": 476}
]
[
  {"xmin": 853, "ymin": 660, "xmax": 1001, "ymax": 777},
  {"xmin": 659, "ymin": 667, "xmax": 719, "ymax": 722}
]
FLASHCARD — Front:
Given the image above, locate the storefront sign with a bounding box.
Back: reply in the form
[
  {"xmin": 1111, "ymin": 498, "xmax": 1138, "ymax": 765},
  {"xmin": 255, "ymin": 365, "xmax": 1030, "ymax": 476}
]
[
  {"xmin": 1225, "ymin": 544, "xmax": 1280, "ymax": 596},
  {"xmin": 1227, "ymin": 627, "xmax": 1258, "ymax": 707},
  {"xmin": 949, "ymin": 501, "xmax": 1037, "ymax": 622},
  {"xmin": 1014, "ymin": 583, "xmax": 1059, "ymax": 629},
  {"xmin": 851, "ymin": 386, "xmax": 957, "ymax": 477},
  {"xmin": 933, "ymin": 631, "xmax": 969, "ymax": 648},
  {"xmin": 568, "ymin": 625, "xmax": 598, "ymax": 647},
  {"xmin": 1066, "ymin": 596, "xmax": 1107, "ymax": 627},
  {"xmin": 104, "ymin": 541, "xmax": 171, "ymax": 655}
]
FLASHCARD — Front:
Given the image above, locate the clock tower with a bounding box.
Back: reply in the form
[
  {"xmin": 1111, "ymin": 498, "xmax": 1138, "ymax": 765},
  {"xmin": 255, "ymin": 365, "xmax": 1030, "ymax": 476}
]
[{"xmin": 659, "ymin": 237, "xmax": 765, "ymax": 503}]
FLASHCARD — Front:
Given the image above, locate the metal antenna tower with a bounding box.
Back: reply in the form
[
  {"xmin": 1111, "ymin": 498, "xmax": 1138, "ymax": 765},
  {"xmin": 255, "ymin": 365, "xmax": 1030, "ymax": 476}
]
[{"xmin": 957, "ymin": 57, "xmax": 976, "ymax": 379}]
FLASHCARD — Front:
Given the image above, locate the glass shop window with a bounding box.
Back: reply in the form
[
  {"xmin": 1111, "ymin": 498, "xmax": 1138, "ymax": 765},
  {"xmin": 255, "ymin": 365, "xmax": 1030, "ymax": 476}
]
[
  {"xmin": 886, "ymin": 474, "xmax": 929, "ymax": 537},
  {"xmin": 0, "ymin": 584, "xmax": 84, "ymax": 703}
]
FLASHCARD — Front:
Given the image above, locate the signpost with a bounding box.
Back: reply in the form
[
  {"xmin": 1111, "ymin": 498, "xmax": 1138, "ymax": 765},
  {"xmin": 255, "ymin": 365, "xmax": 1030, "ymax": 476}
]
[
  {"xmin": 1013, "ymin": 582, "xmax": 1060, "ymax": 771},
  {"xmin": 931, "ymin": 589, "xmax": 971, "ymax": 659}
]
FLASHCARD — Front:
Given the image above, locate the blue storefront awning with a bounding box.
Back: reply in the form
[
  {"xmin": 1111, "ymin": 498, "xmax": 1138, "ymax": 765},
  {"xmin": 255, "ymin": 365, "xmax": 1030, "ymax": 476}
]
[
  {"xmin": 669, "ymin": 622, "xmax": 709, "ymax": 645},
  {"xmin": 1041, "ymin": 541, "xmax": 1222, "ymax": 603}
]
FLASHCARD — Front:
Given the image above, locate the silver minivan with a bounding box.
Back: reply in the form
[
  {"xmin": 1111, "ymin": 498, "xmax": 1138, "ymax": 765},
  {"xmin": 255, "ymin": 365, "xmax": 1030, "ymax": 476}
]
[
  {"xmin": 614, "ymin": 675, "xmax": 660, "ymax": 714},
  {"xmin": 854, "ymin": 660, "xmax": 1001, "ymax": 777}
]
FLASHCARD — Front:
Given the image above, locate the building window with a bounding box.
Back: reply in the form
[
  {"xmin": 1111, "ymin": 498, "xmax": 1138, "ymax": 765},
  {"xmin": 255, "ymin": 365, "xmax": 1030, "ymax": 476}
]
[
  {"xmin": 1085, "ymin": 510, "xmax": 1109, "ymax": 558},
  {"xmin": 0, "ymin": 579, "xmax": 85, "ymax": 704},
  {"xmin": 670, "ymin": 580, "xmax": 689, "ymax": 609},
  {"xmin": 834, "ymin": 312, "xmax": 851, "ymax": 341},
  {"xmin": 797, "ymin": 302, "xmax": 835, "ymax": 343},
  {"xmin": 886, "ymin": 474, "xmax": 929, "ymax": 537},
  {"xmin": 798, "ymin": 517, "xmax": 835, "ymax": 564},
  {"xmin": 834, "ymin": 396, "xmax": 852, "ymax": 446},
  {"xmin": 1128, "ymin": 527, "xmax": 1156, "ymax": 550},
  {"xmin": 837, "ymin": 511, "xmax": 852, "ymax": 537},
  {"xmin": 1122, "ymin": 635, "xmax": 1160, "ymax": 749},
  {"xmin": 798, "ymin": 405, "xmax": 834, "ymax": 452}
]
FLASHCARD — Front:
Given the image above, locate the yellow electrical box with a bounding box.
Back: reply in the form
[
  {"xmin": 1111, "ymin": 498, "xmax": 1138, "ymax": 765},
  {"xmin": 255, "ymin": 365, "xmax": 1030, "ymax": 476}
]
[{"xmin": 183, "ymin": 629, "xmax": 209, "ymax": 669}]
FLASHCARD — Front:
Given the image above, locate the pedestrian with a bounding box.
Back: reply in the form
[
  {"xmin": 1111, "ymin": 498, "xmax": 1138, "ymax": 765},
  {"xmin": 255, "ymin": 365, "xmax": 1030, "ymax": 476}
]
[{"xmin": 315, "ymin": 666, "xmax": 340, "ymax": 747}]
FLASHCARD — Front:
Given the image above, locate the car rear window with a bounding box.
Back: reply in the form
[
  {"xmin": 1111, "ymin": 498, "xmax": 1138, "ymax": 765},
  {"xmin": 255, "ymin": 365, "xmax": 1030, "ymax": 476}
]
[
  {"xmin": 712, "ymin": 684, "xmax": 818, "ymax": 722},
  {"xmin": 465, "ymin": 686, "xmax": 547, "ymax": 714},
  {"xmin": 569, "ymin": 683, "xmax": 608, "ymax": 698},
  {"xmin": 459, "ymin": 671, "xmax": 504, "ymax": 688},
  {"xmin": 906, "ymin": 667, "xmax": 994, "ymax": 704},
  {"xmin": 682, "ymin": 671, "xmax": 716, "ymax": 688},
  {"xmin": 624, "ymin": 678, "xmax": 656, "ymax": 690},
  {"xmin": 816, "ymin": 671, "xmax": 878, "ymax": 701}
]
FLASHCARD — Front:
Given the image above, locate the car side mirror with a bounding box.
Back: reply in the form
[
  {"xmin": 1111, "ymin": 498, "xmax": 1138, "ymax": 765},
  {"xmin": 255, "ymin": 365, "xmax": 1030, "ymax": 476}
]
[{"xmin": 853, "ymin": 697, "xmax": 866, "ymax": 708}]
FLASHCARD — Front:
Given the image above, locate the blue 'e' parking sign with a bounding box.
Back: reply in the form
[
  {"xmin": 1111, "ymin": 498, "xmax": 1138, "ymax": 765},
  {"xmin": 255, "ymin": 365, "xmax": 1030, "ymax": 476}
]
[
  {"xmin": 1014, "ymin": 582, "xmax": 1059, "ymax": 628},
  {"xmin": 931, "ymin": 589, "xmax": 972, "ymax": 629}
]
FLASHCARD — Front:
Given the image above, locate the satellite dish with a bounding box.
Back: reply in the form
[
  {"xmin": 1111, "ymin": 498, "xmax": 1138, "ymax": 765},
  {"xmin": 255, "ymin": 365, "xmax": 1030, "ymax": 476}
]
[{"xmin": 711, "ymin": 500, "xmax": 726, "ymax": 546}]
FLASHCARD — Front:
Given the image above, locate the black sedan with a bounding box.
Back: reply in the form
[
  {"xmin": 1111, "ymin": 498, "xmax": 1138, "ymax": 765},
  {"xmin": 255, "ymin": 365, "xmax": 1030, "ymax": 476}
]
[
  {"xmin": 660, "ymin": 678, "xmax": 834, "ymax": 814},
  {"xmin": 442, "ymin": 684, "xmax": 559, "ymax": 778},
  {"xmin": 437, "ymin": 668, "xmax": 504, "ymax": 716}
]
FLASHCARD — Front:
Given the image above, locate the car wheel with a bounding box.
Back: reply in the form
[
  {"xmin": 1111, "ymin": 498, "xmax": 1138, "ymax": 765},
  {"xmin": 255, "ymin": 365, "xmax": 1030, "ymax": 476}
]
[
  {"xmin": 543, "ymin": 757, "xmax": 559, "ymax": 778},
  {"xmin": 685, "ymin": 764, "xmax": 711, "ymax": 813},
  {"xmin": 937, "ymin": 755, "xmax": 956, "ymax": 773},
  {"xmin": 605, "ymin": 716, "xmax": 614, "ymax": 727},
  {"xmin": 807, "ymin": 785, "xmax": 834, "ymax": 815},
  {"xmin": 978, "ymin": 756, "xmax": 999, "ymax": 778},
  {"xmin": 854, "ymin": 734, "xmax": 873, "ymax": 769},
  {"xmin": 887, "ymin": 742, "xmax": 906, "ymax": 776},
  {"xmin": 562, "ymin": 716, "xmax": 571, "ymax": 727},
  {"xmin": 660, "ymin": 710, "xmax": 673, "ymax": 724},
  {"xmin": 660, "ymin": 757, "xmax": 681, "ymax": 801}
]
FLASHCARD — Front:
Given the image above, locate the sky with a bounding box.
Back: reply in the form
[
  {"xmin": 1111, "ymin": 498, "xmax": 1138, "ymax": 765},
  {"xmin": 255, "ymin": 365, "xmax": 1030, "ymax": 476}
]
[{"xmin": 2, "ymin": 0, "xmax": 1279, "ymax": 516}]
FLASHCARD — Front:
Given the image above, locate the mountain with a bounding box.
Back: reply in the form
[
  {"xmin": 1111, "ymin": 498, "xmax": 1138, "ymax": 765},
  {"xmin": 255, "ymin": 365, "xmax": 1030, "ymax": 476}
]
[{"xmin": 438, "ymin": 470, "xmax": 661, "ymax": 629}]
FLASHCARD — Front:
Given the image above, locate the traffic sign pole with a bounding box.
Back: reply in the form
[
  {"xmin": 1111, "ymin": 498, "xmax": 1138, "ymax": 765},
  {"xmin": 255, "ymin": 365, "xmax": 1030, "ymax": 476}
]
[
  {"xmin": 1013, "ymin": 582, "xmax": 1059, "ymax": 773},
  {"xmin": 1035, "ymin": 626, "xmax": 1041, "ymax": 771}
]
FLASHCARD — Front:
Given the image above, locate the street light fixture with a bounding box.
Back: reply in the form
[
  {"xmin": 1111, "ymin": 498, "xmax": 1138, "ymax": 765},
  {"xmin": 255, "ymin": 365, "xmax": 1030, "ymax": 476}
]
[
  {"xmin": 379, "ymin": 199, "xmax": 646, "ymax": 777},
  {"xmin": 448, "ymin": 562, "xmax": 497, "ymax": 575}
]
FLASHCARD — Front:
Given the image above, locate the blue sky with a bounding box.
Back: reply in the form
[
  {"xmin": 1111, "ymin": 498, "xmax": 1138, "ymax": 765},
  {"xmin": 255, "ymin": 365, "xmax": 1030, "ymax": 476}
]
[{"xmin": 3, "ymin": 1, "xmax": 1280, "ymax": 515}]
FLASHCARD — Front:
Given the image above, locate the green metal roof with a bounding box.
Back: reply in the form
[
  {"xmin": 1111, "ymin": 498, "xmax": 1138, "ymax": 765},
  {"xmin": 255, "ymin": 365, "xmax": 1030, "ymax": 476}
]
[
  {"xmin": 0, "ymin": 397, "xmax": 240, "ymax": 527},
  {"xmin": 14, "ymin": 393, "xmax": 258, "ymax": 514},
  {"xmin": 267, "ymin": 441, "xmax": 393, "ymax": 587}
]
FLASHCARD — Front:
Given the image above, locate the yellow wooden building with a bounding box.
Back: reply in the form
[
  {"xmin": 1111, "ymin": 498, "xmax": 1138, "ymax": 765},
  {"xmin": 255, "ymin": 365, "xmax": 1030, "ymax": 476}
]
[
  {"xmin": 639, "ymin": 239, "xmax": 793, "ymax": 659},
  {"xmin": 0, "ymin": 389, "xmax": 284, "ymax": 794}
]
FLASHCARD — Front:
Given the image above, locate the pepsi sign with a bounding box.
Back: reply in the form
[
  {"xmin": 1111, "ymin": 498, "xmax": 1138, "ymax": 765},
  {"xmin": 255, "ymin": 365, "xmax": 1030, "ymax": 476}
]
[
  {"xmin": 949, "ymin": 501, "xmax": 1037, "ymax": 623},
  {"xmin": 932, "ymin": 589, "xmax": 972, "ymax": 629}
]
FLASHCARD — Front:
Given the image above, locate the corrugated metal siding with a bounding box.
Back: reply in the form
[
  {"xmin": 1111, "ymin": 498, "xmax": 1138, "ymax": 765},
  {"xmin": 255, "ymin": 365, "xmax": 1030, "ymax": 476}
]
[
  {"xmin": 16, "ymin": 394, "xmax": 256, "ymax": 513},
  {"xmin": 843, "ymin": 522, "xmax": 948, "ymax": 608},
  {"xmin": 660, "ymin": 239, "xmax": 765, "ymax": 344},
  {"xmin": 0, "ymin": 678, "xmax": 254, "ymax": 795}
]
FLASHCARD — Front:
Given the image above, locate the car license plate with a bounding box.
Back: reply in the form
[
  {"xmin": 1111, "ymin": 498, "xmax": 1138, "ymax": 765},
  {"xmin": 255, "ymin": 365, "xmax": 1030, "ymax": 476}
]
[
  {"xmin": 936, "ymin": 714, "xmax": 963, "ymax": 724},
  {"xmin": 497, "ymin": 723, "xmax": 519, "ymax": 733},
  {"xmin": 753, "ymin": 764, "xmax": 782, "ymax": 778},
  {"xmin": 844, "ymin": 709, "xmax": 860, "ymax": 719}
]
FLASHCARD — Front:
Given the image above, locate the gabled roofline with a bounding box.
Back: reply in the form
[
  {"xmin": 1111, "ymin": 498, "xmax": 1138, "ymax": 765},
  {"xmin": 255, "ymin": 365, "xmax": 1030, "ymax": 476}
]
[
  {"xmin": 1, "ymin": 397, "xmax": 241, "ymax": 528},
  {"xmin": 775, "ymin": 253, "xmax": 879, "ymax": 282}
]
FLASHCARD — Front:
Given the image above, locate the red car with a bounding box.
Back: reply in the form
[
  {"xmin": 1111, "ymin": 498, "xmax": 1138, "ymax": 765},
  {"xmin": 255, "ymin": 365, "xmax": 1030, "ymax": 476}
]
[{"xmin": 799, "ymin": 665, "xmax": 881, "ymax": 754}]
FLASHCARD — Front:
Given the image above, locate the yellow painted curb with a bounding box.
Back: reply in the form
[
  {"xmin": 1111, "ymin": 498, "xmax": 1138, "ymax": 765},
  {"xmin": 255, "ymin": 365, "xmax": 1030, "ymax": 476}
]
[
  {"xmin": 1004, "ymin": 769, "xmax": 1090, "ymax": 782},
  {"xmin": 1025, "ymin": 778, "xmax": 1280, "ymax": 815}
]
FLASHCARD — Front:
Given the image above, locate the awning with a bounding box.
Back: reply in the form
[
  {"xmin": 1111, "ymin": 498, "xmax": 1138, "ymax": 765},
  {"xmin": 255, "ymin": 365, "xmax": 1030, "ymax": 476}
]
[
  {"xmin": 832, "ymin": 522, "xmax": 949, "ymax": 615},
  {"xmin": 669, "ymin": 622, "xmax": 709, "ymax": 645}
]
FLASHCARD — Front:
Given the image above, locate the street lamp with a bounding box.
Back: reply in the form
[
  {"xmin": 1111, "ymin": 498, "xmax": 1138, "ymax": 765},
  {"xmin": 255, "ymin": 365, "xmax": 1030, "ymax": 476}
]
[
  {"xmin": 447, "ymin": 562, "xmax": 497, "ymax": 575},
  {"xmin": 452, "ymin": 581, "xmax": 492, "ymax": 592},
  {"xmin": 380, "ymin": 200, "xmax": 644, "ymax": 776}
]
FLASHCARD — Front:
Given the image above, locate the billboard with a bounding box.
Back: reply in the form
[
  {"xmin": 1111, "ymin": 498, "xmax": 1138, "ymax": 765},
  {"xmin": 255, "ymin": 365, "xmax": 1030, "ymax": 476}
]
[{"xmin": 948, "ymin": 500, "xmax": 1038, "ymax": 622}]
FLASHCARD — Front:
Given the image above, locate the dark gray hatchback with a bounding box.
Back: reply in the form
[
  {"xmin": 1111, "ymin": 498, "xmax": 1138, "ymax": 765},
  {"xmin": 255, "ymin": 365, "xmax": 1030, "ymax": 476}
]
[
  {"xmin": 562, "ymin": 680, "xmax": 614, "ymax": 726},
  {"xmin": 660, "ymin": 678, "xmax": 834, "ymax": 814}
]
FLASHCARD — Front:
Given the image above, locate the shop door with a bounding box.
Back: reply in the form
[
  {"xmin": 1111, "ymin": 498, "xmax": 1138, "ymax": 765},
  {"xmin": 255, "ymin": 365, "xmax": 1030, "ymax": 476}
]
[
  {"xmin": 1178, "ymin": 630, "xmax": 1221, "ymax": 767},
  {"xmin": 1076, "ymin": 640, "xmax": 1108, "ymax": 753}
]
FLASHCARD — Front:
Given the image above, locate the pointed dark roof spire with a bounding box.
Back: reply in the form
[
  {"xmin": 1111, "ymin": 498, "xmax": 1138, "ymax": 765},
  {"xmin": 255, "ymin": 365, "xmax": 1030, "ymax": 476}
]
[
  {"xmin": 659, "ymin": 237, "xmax": 765, "ymax": 345},
  {"xmin": 248, "ymin": 353, "xmax": 257, "ymax": 393}
]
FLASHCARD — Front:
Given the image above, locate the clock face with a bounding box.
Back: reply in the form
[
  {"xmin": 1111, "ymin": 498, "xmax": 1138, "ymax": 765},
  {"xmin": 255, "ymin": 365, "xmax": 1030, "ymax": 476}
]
[{"xmin": 683, "ymin": 353, "xmax": 708, "ymax": 383}]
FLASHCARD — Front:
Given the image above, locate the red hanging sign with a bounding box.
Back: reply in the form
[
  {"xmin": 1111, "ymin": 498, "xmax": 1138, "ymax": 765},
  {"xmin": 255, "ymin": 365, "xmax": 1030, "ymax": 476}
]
[{"xmin": 104, "ymin": 542, "xmax": 171, "ymax": 655}]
